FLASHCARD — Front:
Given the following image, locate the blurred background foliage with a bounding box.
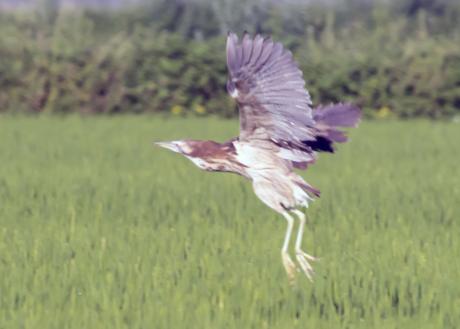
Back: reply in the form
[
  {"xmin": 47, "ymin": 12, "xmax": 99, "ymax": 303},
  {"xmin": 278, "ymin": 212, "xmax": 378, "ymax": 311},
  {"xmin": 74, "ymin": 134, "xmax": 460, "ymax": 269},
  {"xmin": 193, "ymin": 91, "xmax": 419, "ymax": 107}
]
[{"xmin": 0, "ymin": 0, "xmax": 459, "ymax": 118}]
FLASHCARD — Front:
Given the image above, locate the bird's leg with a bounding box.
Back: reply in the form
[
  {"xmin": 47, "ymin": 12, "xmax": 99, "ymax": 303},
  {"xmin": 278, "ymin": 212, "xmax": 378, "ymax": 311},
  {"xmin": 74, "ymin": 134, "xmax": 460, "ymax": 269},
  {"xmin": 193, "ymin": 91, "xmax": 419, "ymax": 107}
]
[
  {"xmin": 292, "ymin": 209, "xmax": 318, "ymax": 281},
  {"xmin": 281, "ymin": 211, "xmax": 297, "ymax": 282}
]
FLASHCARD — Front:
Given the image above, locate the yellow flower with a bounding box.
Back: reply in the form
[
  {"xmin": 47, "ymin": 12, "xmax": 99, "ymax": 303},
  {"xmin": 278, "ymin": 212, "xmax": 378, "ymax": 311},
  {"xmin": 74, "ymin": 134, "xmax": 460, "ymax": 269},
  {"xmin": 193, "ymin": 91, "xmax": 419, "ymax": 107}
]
[
  {"xmin": 194, "ymin": 104, "xmax": 206, "ymax": 115},
  {"xmin": 171, "ymin": 105, "xmax": 183, "ymax": 115},
  {"xmin": 376, "ymin": 106, "xmax": 391, "ymax": 118}
]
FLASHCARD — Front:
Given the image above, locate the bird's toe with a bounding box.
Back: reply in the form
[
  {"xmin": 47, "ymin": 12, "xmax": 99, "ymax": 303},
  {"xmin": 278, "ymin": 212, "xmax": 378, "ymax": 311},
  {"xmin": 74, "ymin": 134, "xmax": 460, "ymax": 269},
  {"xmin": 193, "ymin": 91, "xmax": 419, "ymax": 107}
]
[
  {"xmin": 282, "ymin": 252, "xmax": 298, "ymax": 282},
  {"xmin": 295, "ymin": 250, "xmax": 318, "ymax": 282}
]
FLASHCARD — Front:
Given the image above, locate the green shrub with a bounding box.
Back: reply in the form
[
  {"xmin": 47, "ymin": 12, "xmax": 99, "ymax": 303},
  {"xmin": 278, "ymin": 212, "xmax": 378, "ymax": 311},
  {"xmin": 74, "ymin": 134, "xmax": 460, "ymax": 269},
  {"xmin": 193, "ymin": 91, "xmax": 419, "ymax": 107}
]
[{"xmin": 0, "ymin": 5, "xmax": 459, "ymax": 118}]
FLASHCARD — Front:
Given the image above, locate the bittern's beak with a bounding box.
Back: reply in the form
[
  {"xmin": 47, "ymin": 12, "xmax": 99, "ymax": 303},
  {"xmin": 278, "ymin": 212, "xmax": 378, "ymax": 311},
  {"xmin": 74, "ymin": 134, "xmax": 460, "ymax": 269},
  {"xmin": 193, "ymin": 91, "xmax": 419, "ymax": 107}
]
[{"xmin": 154, "ymin": 141, "xmax": 182, "ymax": 153}]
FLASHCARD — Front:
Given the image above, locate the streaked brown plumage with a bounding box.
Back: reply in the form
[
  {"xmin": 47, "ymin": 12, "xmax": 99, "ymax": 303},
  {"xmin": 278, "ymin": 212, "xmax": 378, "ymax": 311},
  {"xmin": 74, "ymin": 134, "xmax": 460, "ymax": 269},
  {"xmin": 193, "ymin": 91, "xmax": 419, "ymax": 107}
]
[{"xmin": 156, "ymin": 32, "xmax": 361, "ymax": 282}]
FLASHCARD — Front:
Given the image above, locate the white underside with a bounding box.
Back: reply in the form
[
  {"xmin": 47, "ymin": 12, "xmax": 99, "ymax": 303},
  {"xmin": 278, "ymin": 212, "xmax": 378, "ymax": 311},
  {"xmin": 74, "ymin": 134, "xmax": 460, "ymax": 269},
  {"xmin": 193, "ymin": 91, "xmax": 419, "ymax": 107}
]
[{"xmin": 233, "ymin": 141, "xmax": 312, "ymax": 211}]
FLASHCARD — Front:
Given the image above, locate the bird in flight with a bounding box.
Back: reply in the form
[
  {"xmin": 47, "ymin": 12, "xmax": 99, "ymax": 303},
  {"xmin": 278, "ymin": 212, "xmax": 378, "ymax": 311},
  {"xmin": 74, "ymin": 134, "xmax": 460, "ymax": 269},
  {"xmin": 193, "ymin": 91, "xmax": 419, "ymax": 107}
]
[{"xmin": 156, "ymin": 32, "xmax": 360, "ymax": 282}]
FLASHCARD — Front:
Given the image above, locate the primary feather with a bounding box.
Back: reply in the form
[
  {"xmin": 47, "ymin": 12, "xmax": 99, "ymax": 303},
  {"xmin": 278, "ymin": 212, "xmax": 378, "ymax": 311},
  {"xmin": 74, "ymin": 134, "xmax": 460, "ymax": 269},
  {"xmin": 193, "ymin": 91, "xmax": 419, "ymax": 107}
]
[{"xmin": 226, "ymin": 32, "xmax": 315, "ymax": 147}]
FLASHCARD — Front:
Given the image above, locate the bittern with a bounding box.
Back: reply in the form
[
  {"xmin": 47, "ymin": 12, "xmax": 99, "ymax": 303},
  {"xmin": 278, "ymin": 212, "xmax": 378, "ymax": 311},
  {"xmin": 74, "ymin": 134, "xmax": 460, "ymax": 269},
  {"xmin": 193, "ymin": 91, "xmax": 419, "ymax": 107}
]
[{"xmin": 156, "ymin": 32, "xmax": 360, "ymax": 281}]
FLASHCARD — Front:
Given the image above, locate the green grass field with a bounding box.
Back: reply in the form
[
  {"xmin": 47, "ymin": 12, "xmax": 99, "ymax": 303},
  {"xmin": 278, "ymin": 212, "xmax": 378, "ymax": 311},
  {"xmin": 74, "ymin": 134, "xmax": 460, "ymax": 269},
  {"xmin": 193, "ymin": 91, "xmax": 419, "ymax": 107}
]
[{"xmin": 0, "ymin": 116, "xmax": 459, "ymax": 329}]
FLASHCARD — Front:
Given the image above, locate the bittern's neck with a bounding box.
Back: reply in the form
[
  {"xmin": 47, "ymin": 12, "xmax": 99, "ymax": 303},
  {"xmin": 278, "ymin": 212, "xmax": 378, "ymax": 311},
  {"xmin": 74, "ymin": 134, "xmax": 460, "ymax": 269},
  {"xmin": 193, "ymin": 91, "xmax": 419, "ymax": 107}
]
[
  {"xmin": 186, "ymin": 140, "xmax": 235, "ymax": 158},
  {"xmin": 183, "ymin": 139, "xmax": 247, "ymax": 177}
]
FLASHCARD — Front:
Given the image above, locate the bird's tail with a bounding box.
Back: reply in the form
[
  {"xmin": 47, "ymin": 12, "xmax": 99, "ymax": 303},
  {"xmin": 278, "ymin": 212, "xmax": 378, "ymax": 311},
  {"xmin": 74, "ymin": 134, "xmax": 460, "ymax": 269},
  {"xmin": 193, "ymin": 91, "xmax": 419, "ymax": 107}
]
[
  {"xmin": 291, "ymin": 173, "xmax": 321, "ymax": 200},
  {"xmin": 305, "ymin": 103, "xmax": 361, "ymax": 153}
]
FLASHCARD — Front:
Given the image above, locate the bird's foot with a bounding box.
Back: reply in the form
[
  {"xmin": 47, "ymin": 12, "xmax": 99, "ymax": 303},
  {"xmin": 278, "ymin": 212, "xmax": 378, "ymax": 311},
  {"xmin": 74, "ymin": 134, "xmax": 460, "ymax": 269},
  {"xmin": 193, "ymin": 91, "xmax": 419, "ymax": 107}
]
[
  {"xmin": 282, "ymin": 251, "xmax": 297, "ymax": 283},
  {"xmin": 295, "ymin": 249, "xmax": 319, "ymax": 282}
]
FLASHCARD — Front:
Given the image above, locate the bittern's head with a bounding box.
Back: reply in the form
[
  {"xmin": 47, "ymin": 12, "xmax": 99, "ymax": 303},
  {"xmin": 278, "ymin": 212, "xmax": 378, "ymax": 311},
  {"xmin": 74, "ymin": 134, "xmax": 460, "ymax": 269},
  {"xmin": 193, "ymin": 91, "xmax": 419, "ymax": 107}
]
[{"xmin": 155, "ymin": 140, "xmax": 220, "ymax": 170}]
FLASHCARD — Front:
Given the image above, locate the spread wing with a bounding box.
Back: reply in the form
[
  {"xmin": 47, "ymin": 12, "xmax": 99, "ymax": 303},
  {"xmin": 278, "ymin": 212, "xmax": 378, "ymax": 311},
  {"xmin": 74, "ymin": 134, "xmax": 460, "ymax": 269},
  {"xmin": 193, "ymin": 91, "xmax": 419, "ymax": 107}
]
[{"xmin": 226, "ymin": 32, "xmax": 315, "ymax": 148}]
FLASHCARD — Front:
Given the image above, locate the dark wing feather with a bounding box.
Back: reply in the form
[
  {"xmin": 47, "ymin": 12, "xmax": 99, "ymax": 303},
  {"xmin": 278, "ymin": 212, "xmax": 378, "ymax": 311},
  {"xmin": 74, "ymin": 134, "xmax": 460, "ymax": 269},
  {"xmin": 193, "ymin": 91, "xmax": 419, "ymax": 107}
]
[{"xmin": 226, "ymin": 32, "xmax": 315, "ymax": 147}]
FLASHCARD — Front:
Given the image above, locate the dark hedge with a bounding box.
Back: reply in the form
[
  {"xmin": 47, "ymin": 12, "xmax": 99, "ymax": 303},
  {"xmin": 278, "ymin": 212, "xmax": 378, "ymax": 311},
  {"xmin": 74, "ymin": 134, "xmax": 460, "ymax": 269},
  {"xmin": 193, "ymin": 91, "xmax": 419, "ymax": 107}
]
[{"xmin": 0, "ymin": 2, "xmax": 459, "ymax": 118}]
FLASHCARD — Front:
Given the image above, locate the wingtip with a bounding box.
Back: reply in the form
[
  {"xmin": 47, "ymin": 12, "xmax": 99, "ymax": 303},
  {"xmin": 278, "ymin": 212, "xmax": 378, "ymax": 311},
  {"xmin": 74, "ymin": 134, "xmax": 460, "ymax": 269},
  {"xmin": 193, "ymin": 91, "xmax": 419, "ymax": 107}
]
[
  {"xmin": 227, "ymin": 31, "xmax": 270, "ymax": 47},
  {"xmin": 342, "ymin": 102, "xmax": 362, "ymax": 126},
  {"xmin": 226, "ymin": 31, "xmax": 238, "ymax": 45},
  {"xmin": 242, "ymin": 31, "xmax": 251, "ymax": 44},
  {"xmin": 254, "ymin": 33, "xmax": 264, "ymax": 42},
  {"xmin": 345, "ymin": 104, "xmax": 361, "ymax": 128},
  {"xmin": 262, "ymin": 35, "xmax": 273, "ymax": 47},
  {"xmin": 313, "ymin": 102, "xmax": 362, "ymax": 127},
  {"xmin": 227, "ymin": 31, "xmax": 237, "ymax": 38},
  {"xmin": 228, "ymin": 31, "xmax": 256, "ymax": 43}
]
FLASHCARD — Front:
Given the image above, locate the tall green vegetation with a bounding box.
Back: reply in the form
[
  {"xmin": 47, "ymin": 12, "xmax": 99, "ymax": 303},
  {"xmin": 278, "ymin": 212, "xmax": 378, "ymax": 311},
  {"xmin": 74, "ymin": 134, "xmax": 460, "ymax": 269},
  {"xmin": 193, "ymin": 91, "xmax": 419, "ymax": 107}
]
[
  {"xmin": 0, "ymin": 116, "xmax": 459, "ymax": 328},
  {"xmin": 0, "ymin": 0, "xmax": 459, "ymax": 118}
]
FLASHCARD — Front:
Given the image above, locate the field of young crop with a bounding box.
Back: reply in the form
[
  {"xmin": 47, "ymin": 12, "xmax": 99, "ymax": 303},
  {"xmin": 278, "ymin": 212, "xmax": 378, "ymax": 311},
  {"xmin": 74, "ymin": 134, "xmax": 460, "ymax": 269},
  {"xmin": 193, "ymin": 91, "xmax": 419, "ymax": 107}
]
[{"xmin": 0, "ymin": 116, "xmax": 459, "ymax": 329}]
